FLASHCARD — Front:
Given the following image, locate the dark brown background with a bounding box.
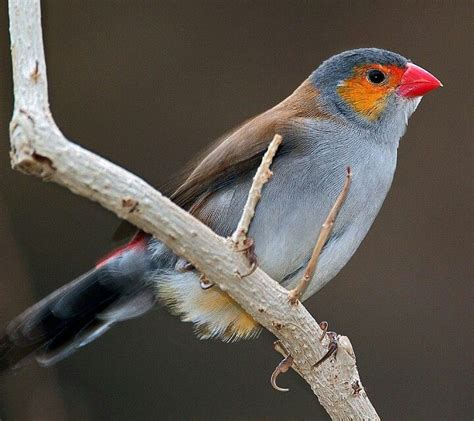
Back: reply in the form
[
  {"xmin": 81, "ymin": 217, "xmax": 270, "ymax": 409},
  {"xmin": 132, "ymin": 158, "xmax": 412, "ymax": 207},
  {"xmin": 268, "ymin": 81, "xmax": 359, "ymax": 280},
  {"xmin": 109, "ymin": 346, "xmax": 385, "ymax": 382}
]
[{"xmin": 0, "ymin": 1, "xmax": 471, "ymax": 420}]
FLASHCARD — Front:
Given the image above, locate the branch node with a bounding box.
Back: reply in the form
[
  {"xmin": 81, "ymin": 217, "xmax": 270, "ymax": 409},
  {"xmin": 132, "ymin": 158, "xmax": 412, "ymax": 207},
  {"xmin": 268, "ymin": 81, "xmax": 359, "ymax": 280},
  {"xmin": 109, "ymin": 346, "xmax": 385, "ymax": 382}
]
[
  {"xmin": 338, "ymin": 335, "xmax": 356, "ymax": 360},
  {"xmin": 30, "ymin": 60, "xmax": 40, "ymax": 82},
  {"xmin": 272, "ymin": 321, "xmax": 284, "ymax": 330},
  {"xmin": 352, "ymin": 379, "xmax": 363, "ymax": 396},
  {"xmin": 121, "ymin": 198, "xmax": 139, "ymax": 213}
]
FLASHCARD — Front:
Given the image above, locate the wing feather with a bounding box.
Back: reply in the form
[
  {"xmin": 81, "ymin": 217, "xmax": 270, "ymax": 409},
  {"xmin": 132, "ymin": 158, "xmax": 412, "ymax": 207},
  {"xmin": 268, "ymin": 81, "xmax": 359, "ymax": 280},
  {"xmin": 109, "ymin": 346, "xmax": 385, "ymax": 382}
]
[{"xmin": 172, "ymin": 80, "xmax": 332, "ymax": 213}]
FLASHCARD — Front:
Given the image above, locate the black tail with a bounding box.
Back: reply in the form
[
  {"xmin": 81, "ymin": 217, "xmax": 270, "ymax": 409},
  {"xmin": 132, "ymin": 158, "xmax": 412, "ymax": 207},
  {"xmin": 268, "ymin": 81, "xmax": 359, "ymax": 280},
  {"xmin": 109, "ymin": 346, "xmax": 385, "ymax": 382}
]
[{"xmin": 0, "ymin": 250, "xmax": 156, "ymax": 373}]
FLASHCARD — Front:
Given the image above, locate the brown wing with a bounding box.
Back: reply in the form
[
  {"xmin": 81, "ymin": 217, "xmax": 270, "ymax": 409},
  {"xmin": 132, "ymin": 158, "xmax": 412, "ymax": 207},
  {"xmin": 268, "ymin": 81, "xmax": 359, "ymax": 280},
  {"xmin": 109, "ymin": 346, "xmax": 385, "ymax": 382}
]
[
  {"xmin": 171, "ymin": 80, "xmax": 331, "ymax": 214},
  {"xmin": 172, "ymin": 117, "xmax": 278, "ymax": 210}
]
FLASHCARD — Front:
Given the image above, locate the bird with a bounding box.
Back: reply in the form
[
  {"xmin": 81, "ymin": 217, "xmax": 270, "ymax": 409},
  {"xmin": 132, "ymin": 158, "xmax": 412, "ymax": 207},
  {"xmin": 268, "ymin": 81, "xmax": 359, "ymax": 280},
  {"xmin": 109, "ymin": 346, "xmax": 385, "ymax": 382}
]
[{"xmin": 0, "ymin": 48, "xmax": 441, "ymax": 372}]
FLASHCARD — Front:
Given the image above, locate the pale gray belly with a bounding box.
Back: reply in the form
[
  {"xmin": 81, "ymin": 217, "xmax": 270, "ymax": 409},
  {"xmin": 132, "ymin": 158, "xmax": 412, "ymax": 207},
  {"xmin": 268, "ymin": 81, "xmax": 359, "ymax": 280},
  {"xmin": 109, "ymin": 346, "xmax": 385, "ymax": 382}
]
[{"xmin": 243, "ymin": 143, "xmax": 397, "ymax": 299}]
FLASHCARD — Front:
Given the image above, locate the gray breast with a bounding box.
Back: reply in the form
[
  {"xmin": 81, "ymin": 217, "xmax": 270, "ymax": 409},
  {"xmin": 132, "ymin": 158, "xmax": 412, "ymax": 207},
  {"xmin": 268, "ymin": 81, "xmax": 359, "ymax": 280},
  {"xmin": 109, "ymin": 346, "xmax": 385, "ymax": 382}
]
[
  {"xmin": 181, "ymin": 119, "xmax": 399, "ymax": 299},
  {"xmin": 242, "ymin": 120, "xmax": 398, "ymax": 298}
]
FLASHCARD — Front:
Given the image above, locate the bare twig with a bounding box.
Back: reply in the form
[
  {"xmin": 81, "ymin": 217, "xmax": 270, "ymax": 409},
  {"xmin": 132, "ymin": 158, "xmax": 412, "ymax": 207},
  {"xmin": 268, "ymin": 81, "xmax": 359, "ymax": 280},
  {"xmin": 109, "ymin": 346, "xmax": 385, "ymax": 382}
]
[
  {"xmin": 288, "ymin": 167, "xmax": 352, "ymax": 304},
  {"xmin": 270, "ymin": 354, "xmax": 294, "ymax": 392},
  {"xmin": 231, "ymin": 133, "xmax": 282, "ymax": 248},
  {"xmin": 7, "ymin": 1, "xmax": 379, "ymax": 419}
]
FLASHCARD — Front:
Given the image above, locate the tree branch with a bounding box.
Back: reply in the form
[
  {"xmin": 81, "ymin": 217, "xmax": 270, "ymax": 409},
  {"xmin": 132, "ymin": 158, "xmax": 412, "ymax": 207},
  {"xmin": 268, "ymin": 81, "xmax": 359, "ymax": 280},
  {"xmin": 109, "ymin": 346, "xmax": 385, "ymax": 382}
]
[{"xmin": 7, "ymin": 1, "xmax": 379, "ymax": 419}]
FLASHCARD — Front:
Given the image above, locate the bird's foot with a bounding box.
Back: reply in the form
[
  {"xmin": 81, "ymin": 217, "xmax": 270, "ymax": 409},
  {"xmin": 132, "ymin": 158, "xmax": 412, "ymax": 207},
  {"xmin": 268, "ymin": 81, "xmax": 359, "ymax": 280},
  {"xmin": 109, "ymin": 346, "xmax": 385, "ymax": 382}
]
[
  {"xmin": 199, "ymin": 274, "xmax": 214, "ymax": 289},
  {"xmin": 271, "ymin": 340, "xmax": 294, "ymax": 392},
  {"xmin": 313, "ymin": 321, "xmax": 339, "ymax": 368},
  {"xmin": 177, "ymin": 261, "xmax": 215, "ymax": 290},
  {"xmin": 177, "ymin": 261, "xmax": 195, "ymax": 272},
  {"xmin": 319, "ymin": 320, "xmax": 329, "ymax": 341},
  {"xmin": 235, "ymin": 237, "xmax": 257, "ymax": 277},
  {"xmin": 270, "ymin": 322, "xmax": 338, "ymax": 392}
]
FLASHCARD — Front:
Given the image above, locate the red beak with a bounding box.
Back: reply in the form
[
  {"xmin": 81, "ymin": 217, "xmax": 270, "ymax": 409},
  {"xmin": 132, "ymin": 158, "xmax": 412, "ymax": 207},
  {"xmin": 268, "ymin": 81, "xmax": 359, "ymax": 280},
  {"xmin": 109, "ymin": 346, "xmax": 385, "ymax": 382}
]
[{"xmin": 398, "ymin": 63, "xmax": 442, "ymax": 97}]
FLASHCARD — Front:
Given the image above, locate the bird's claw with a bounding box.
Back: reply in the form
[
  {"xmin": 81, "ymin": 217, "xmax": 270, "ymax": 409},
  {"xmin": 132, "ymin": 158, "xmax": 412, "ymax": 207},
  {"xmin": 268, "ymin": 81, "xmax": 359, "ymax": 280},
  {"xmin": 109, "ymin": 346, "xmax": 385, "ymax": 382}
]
[
  {"xmin": 199, "ymin": 274, "xmax": 214, "ymax": 289},
  {"xmin": 313, "ymin": 330, "xmax": 339, "ymax": 368},
  {"xmin": 319, "ymin": 321, "xmax": 328, "ymax": 341},
  {"xmin": 271, "ymin": 340, "xmax": 293, "ymax": 392},
  {"xmin": 270, "ymin": 321, "xmax": 338, "ymax": 392},
  {"xmin": 239, "ymin": 237, "xmax": 257, "ymax": 264},
  {"xmin": 271, "ymin": 355, "xmax": 294, "ymax": 392},
  {"xmin": 176, "ymin": 260, "xmax": 195, "ymax": 272},
  {"xmin": 235, "ymin": 237, "xmax": 258, "ymax": 277},
  {"xmin": 178, "ymin": 261, "xmax": 215, "ymax": 290}
]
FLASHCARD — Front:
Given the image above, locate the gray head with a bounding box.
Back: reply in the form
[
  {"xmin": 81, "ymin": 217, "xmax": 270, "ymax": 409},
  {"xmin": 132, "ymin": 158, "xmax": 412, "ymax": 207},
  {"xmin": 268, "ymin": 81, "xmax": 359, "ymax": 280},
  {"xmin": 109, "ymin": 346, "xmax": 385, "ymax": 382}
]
[{"xmin": 309, "ymin": 48, "xmax": 441, "ymax": 132}]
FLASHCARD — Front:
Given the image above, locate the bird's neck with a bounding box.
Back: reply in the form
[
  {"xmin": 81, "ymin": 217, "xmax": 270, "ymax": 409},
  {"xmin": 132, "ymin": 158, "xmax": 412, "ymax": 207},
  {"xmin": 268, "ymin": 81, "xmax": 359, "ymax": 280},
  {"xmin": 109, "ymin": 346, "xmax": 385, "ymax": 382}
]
[{"xmin": 272, "ymin": 79, "xmax": 339, "ymax": 122}]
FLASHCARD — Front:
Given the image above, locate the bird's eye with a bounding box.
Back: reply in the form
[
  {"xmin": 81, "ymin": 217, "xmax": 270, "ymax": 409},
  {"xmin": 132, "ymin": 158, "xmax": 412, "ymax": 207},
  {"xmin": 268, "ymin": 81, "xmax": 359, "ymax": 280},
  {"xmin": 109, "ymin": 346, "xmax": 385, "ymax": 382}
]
[{"xmin": 367, "ymin": 69, "xmax": 386, "ymax": 84}]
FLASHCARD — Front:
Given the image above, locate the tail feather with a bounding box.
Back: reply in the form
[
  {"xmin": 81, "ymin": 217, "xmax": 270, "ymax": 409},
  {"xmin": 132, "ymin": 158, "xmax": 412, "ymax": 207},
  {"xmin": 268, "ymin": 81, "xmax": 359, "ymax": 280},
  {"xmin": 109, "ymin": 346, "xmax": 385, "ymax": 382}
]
[{"xmin": 0, "ymin": 249, "xmax": 156, "ymax": 373}]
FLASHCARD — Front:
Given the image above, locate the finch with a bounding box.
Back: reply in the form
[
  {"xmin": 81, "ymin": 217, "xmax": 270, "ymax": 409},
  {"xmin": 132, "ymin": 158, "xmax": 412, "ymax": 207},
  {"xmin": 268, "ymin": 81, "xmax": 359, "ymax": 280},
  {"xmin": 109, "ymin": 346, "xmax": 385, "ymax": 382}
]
[{"xmin": 0, "ymin": 48, "xmax": 441, "ymax": 371}]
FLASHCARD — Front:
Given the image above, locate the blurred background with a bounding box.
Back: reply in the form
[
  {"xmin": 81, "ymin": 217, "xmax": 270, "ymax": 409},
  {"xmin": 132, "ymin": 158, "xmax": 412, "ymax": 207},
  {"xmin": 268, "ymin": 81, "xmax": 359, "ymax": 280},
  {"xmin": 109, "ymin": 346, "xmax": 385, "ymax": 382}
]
[{"xmin": 0, "ymin": 1, "xmax": 471, "ymax": 420}]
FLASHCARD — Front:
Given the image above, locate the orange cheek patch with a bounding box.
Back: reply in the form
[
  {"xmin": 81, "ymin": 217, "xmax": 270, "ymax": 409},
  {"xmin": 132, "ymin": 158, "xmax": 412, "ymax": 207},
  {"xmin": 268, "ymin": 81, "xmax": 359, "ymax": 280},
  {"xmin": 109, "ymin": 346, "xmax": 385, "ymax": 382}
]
[{"xmin": 337, "ymin": 64, "xmax": 404, "ymax": 120}]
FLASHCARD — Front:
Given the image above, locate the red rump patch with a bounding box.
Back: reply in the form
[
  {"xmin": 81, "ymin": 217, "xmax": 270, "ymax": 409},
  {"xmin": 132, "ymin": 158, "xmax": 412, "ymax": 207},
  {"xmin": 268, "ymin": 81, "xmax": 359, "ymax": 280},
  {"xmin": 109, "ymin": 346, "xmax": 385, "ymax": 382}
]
[{"xmin": 95, "ymin": 231, "xmax": 148, "ymax": 268}]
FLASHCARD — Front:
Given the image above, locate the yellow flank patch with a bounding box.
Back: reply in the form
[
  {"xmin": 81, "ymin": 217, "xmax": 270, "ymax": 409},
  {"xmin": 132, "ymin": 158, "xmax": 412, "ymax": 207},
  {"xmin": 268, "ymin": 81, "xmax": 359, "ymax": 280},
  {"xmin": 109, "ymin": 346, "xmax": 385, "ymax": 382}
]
[
  {"xmin": 195, "ymin": 287, "xmax": 260, "ymax": 340},
  {"xmin": 158, "ymin": 272, "xmax": 260, "ymax": 342},
  {"xmin": 337, "ymin": 64, "xmax": 404, "ymax": 120},
  {"xmin": 226, "ymin": 310, "xmax": 260, "ymax": 339}
]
